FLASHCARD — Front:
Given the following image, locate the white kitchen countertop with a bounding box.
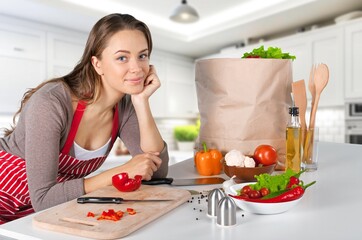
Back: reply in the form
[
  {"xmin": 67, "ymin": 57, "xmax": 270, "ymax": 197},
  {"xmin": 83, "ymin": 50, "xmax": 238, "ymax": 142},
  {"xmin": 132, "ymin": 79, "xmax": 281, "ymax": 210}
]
[{"xmin": 1, "ymin": 142, "xmax": 362, "ymax": 240}]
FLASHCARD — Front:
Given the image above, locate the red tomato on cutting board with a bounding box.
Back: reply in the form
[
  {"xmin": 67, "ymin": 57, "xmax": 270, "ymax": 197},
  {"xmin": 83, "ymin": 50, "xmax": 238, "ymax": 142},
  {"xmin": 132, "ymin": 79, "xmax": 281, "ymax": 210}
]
[{"xmin": 253, "ymin": 145, "xmax": 277, "ymax": 166}]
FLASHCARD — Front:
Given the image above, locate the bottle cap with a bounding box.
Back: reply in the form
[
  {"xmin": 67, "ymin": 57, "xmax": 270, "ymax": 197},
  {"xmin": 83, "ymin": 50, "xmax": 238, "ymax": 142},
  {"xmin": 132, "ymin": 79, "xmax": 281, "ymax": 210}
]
[{"xmin": 289, "ymin": 106, "xmax": 299, "ymax": 116}]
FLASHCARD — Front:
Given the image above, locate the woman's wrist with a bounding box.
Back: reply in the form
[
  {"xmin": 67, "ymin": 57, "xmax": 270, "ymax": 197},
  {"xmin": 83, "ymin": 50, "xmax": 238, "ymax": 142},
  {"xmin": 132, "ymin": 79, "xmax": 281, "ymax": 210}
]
[{"xmin": 131, "ymin": 94, "xmax": 149, "ymax": 107}]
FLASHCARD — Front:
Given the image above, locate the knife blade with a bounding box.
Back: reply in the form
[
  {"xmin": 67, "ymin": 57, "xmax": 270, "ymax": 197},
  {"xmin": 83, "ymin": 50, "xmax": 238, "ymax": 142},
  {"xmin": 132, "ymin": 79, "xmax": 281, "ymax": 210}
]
[
  {"xmin": 77, "ymin": 197, "xmax": 173, "ymax": 204},
  {"xmin": 142, "ymin": 177, "xmax": 226, "ymax": 186}
]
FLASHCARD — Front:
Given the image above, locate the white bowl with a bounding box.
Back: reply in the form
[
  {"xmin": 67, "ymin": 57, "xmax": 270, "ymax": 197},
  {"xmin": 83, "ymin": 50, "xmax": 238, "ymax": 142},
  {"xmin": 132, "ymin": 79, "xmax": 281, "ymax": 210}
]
[{"xmin": 227, "ymin": 183, "xmax": 303, "ymax": 215}]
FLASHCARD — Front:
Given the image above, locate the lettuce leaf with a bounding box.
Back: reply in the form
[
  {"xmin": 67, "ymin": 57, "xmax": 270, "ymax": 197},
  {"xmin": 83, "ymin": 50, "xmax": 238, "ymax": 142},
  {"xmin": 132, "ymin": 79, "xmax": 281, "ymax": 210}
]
[
  {"xmin": 242, "ymin": 45, "xmax": 296, "ymax": 60},
  {"xmin": 250, "ymin": 169, "xmax": 296, "ymax": 193}
]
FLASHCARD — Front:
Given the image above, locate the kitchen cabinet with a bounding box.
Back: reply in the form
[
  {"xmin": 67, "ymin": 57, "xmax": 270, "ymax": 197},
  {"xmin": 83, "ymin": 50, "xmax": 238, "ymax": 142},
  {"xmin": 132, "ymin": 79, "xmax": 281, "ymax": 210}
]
[
  {"xmin": 150, "ymin": 51, "xmax": 197, "ymax": 118},
  {"xmin": 0, "ymin": 24, "xmax": 46, "ymax": 60},
  {"xmin": 268, "ymin": 37, "xmax": 310, "ymax": 86},
  {"xmin": 46, "ymin": 32, "xmax": 87, "ymax": 78},
  {"xmin": 166, "ymin": 59, "xmax": 197, "ymax": 117},
  {"xmin": 0, "ymin": 23, "xmax": 46, "ymax": 113},
  {"xmin": 0, "ymin": 17, "xmax": 87, "ymax": 114},
  {"xmin": 310, "ymin": 27, "xmax": 344, "ymax": 106},
  {"xmin": 149, "ymin": 54, "xmax": 168, "ymax": 117},
  {"xmin": 345, "ymin": 20, "xmax": 362, "ymax": 99}
]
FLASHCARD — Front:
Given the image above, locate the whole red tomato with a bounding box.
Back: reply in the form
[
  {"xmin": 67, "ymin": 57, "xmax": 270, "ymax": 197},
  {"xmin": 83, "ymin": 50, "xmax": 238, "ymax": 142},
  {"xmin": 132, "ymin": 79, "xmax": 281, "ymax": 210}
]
[{"xmin": 253, "ymin": 145, "xmax": 277, "ymax": 166}]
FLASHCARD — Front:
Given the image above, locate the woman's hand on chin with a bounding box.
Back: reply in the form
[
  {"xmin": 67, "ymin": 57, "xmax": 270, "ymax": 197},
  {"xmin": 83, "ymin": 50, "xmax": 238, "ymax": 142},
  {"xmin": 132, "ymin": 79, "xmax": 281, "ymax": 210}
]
[{"xmin": 131, "ymin": 65, "xmax": 160, "ymax": 103}]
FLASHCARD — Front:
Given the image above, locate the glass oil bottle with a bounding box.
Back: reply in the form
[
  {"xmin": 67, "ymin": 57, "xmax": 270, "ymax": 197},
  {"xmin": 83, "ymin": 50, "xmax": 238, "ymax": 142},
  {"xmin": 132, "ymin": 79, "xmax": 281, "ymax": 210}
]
[{"xmin": 285, "ymin": 106, "xmax": 301, "ymax": 172}]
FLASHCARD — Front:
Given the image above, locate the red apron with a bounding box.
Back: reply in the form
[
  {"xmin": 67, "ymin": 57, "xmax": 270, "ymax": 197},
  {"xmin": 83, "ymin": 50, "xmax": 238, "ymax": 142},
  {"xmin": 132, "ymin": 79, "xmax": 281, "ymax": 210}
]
[{"xmin": 0, "ymin": 101, "xmax": 119, "ymax": 224}]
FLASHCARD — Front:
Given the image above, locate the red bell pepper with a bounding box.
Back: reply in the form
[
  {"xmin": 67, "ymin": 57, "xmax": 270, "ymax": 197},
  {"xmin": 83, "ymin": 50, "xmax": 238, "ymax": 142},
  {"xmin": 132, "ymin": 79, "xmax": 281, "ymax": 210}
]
[{"xmin": 112, "ymin": 172, "xmax": 142, "ymax": 192}]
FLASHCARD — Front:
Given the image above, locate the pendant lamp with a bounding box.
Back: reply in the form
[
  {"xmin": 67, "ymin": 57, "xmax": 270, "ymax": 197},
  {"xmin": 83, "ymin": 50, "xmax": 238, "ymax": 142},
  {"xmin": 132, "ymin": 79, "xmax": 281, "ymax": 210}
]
[{"xmin": 170, "ymin": 0, "xmax": 199, "ymax": 23}]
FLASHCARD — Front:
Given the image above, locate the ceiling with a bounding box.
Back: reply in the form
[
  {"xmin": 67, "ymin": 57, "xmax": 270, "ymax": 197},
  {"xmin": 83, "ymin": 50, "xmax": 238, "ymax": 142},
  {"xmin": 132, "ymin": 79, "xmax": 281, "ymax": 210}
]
[{"xmin": 1, "ymin": 0, "xmax": 362, "ymax": 58}]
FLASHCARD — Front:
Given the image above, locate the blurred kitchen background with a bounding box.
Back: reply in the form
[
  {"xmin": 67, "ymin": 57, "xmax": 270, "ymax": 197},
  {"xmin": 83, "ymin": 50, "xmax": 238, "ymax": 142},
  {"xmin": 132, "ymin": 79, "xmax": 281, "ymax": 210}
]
[{"xmin": 1, "ymin": 0, "xmax": 362, "ymax": 163}]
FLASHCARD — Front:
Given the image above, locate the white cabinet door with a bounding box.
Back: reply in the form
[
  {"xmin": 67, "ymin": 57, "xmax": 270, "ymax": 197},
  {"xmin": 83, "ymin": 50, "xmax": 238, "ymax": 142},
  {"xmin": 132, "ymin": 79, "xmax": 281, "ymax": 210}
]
[
  {"xmin": 166, "ymin": 60, "xmax": 197, "ymax": 117},
  {"xmin": 149, "ymin": 51, "xmax": 197, "ymax": 118},
  {"xmin": 345, "ymin": 21, "xmax": 362, "ymax": 99},
  {"xmin": 0, "ymin": 57, "xmax": 46, "ymax": 114},
  {"xmin": 150, "ymin": 55, "xmax": 168, "ymax": 117},
  {"xmin": 46, "ymin": 32, "xmax": 87, "ymax": 78},
  {"xmin": 0, "ymin": 24, "xmax": 46, "ymax": 61},
  {"xmin": 310, "ymin": 28, "xmax": 344, "ymax": 106},
  {"xmin": 0, "ymin": 24, "xmax": 46, "ymax": 114},
  {"xmin": 273, "ymin": 38, "xmax": 311, "ymax": 84}
]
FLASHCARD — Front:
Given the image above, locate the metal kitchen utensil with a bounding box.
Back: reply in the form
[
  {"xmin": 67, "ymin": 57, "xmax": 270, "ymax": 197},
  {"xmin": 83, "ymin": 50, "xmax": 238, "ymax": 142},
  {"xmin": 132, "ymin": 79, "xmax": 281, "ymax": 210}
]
[
  {"xmin": 217, "ymin": 196, "xmax": 236, "ymax": 227},
  {"xmin": 207, "ymin": 188, "xmax": 225, "ymax": 217},
  {"xmin": 142, "ymin": 177, "xmax": 226, "ymax": 186},
  {"xmin": 77, "ymin": 197, "xmax": 173, "ymax": 204},
  {"xmin": 309, "ymin": 63, "xmax": 329, "ymax": 129}
]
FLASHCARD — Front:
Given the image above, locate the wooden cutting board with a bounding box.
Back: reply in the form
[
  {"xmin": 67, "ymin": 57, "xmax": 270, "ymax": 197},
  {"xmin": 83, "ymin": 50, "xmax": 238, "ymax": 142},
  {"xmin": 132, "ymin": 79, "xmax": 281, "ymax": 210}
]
[{"xmin": 33, "ymin": 185, "xmax": 191, "ymax": 239}]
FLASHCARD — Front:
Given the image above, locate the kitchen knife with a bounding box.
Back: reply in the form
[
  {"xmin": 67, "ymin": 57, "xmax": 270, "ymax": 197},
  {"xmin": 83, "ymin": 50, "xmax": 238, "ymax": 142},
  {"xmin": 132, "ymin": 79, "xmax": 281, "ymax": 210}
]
[
  {"xmin": 142, "ymin": 177, "xmax": 226, "ymax": 186},
  {"xmin": 77, "ymin": 197, "xmax": 173, "ymax": 204}
]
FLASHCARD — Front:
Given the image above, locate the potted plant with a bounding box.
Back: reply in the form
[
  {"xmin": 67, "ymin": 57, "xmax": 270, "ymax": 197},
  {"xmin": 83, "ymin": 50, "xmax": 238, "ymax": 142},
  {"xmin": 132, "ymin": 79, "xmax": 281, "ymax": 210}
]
[{"xmin": 174, "ymin": 124, "xmax": 199, "ymax": 151}]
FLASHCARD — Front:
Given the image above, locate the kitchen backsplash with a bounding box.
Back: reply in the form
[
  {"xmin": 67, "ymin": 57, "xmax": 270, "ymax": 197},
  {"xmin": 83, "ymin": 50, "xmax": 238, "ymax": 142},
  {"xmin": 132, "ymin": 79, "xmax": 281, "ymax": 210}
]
[
  {"xmin": 0, "ymin": 107, "xmax": 345, "ymax": 148},
  {"xmin": 310, "ymin": 106, "xmax": 345, "ymax": 143}
]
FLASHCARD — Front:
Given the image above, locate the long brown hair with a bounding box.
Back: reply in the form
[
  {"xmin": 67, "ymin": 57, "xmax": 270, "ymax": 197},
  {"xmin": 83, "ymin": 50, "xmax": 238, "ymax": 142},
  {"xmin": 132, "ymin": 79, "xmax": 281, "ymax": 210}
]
[{"xmin": 3, "ymin": 13, "xmax": 153, "ymax": 137}]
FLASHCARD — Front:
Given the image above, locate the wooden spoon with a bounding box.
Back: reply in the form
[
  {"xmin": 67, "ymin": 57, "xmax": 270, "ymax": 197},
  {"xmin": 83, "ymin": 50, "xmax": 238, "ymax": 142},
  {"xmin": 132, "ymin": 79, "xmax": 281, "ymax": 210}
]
[
  {"xmin": 303, "ymin": 64, "xmax": 328, "ymax": 165},
  {"xmin": 308, "ymin": 64, "xmax": 316, "ymax": 113},
  {"xmin": 309, "ymin": 63, "xmax": 329, "ymax": 129}
]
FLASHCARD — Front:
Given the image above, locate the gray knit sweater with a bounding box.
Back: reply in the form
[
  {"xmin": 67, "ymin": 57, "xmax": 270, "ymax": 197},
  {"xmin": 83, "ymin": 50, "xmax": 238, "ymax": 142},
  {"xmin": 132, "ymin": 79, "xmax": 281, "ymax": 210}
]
[{"xmin": 0, "ymin": 82, "xmax": 169, "ymax": 211}]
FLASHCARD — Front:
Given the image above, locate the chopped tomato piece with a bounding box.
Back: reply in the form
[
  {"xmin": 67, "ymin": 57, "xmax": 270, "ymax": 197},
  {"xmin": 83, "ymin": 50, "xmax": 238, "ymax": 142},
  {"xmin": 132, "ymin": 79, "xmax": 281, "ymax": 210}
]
[
  {"xmin": 127, "ymin": 208, "xmax": 136, "ymax": 215},
  {"xmin": 87, "ymin": 212, "xmax": 95, "ymax": 217},
  {"xmin": 116, "ymin": 210, "xmax": 124, "ymax": 218},
  {"xmin": 97, "ymin": 209, "xmax": 121, "ymax": 221},
  {"xmin": 128, "ymin": 210, "xmax": 136, "ymax": 215},
  {"xmin": 90, "ymin": 208, "xmax": 136, "ymax": 221}
]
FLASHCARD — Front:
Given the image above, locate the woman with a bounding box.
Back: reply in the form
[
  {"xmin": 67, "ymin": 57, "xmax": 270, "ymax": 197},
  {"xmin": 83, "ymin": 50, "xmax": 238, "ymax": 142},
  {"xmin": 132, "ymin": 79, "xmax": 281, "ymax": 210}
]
[{"xmin": 0, "ymin": 13, "xmax": 169, "ymax": 224}]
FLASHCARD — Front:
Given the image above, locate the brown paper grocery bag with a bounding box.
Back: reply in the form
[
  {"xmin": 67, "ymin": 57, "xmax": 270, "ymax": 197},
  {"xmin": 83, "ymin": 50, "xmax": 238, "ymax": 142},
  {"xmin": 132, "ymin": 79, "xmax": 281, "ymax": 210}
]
[{"xmin": 195, "ymin": 58, "xmax": 292, "ymax": 170}]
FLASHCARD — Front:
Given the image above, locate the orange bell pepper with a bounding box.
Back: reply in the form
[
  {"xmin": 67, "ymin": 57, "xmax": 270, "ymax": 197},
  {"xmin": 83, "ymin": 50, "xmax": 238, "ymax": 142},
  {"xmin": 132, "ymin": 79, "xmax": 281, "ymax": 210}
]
[{"xmin": 195, "ymin": 142, "xmax": 223, "ymax": 176}]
